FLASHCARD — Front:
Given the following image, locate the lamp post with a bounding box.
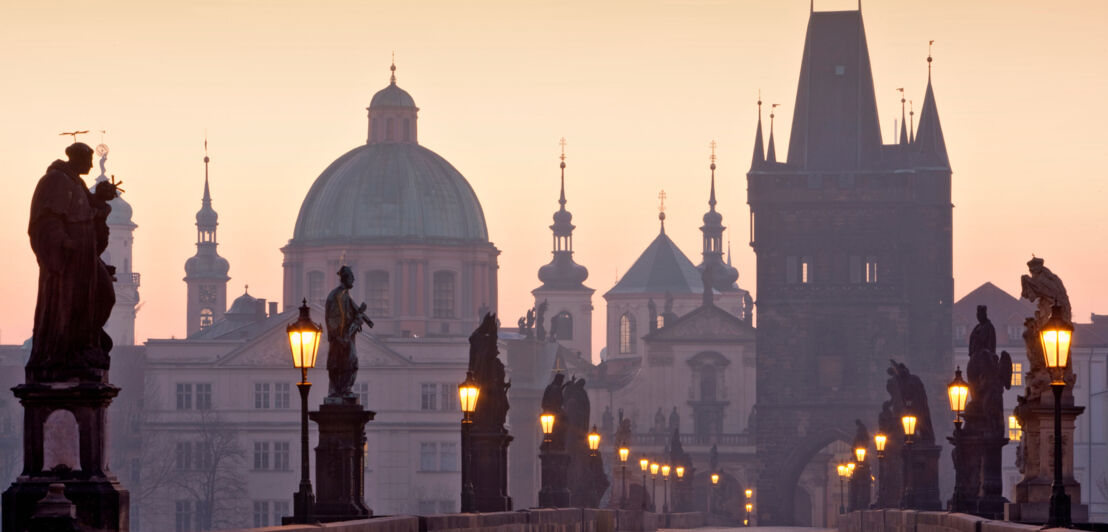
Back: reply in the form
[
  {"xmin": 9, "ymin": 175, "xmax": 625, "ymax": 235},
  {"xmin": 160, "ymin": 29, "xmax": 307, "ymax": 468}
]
[
  {"xmin": 661, "ymin": 465, "xmax": 671, "ymax": 514},
  {"xmin": 639, "ymin": 458, "xmax": 650, "ymax": 511},
  {"xmin": 538, "ymin": 410, "xmax": 568, "ymax": 507},
  {"xmin": 837, "ymin": 464, "xmax": 848, "ymax": 514},
  {"xmin": 650, "ymin": 462, "xmax": 659, "ymax": 512},
  {"xmin": 618, "ymin": 447, "xmax": 630, "ymax": 508},
  {"xmin": 901, "ymin": 414, "xmax": 917, "ymax": 509},
  {"xmin": 874, "ymin": 433, "xmax": 887, "ymax": 507},
  {"xmin": 1040, "ymin": 304, "xmax": 1073, "ymax": 527},
  {"xmin": 745, "ymin": 502, "xmax": 754, "ymax": 525},
  {"xmin": 947, "ymin": 366, "xmax": 971, "ymax": 513},
  {"xmin": 458, "ymin": 371, "xmax": 480, "ymax": 513},
  {"xmin": 745, "ymin": 488, "xmax": 753, "ymax": 526},
  {"xmin": 287, "ymin": 300, "xmax": 322, "ymax": 524},
  {"xmin": 588, "ymin": 425, "xmax": 601, "ymax": 456},
  {"xmin": 709, "ymin": 473, "xmax": 719, "ymax": 515}
]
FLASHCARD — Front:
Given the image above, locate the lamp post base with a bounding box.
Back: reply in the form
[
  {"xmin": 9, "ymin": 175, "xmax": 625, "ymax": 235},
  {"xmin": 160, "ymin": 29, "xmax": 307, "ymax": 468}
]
[{"xmin": 538, "ymin": 449, "xmax": 570, "ymax": 508}]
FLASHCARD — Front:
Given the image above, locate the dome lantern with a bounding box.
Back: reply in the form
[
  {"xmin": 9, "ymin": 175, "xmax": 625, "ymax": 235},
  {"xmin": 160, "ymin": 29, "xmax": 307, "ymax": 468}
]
[{"xmin": 367, "ymin": 60, "xmax": 419, "ymax": 144}]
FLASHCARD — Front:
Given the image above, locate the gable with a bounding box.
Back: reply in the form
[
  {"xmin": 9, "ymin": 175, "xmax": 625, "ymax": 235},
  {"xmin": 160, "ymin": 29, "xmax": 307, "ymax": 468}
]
[
  {"xmin": 217, "ymin": 321, "xmax": 410, "ymax": 368},
  {"xmin": 644, "ymin": 304, "xmax": 753, "ymax": 343}
]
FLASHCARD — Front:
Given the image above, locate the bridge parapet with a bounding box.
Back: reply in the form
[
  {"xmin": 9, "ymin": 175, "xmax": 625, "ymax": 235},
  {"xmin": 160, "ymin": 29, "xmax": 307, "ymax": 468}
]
[{"xmin": 838, "ymin": 510, "xmax": 1062, "ymax": 532}]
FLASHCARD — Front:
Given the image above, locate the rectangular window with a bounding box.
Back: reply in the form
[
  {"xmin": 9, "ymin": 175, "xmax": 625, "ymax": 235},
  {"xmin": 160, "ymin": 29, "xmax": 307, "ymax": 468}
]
[
  {"xmin": 254, "ymin": 383, "xmax": 271, "ymax": 409},
  {"xmin": 433, "ymin": 271, "xmax": 456, "ymax": 318},
  {"xmin": 274, "ymin": 441, "xmax": 290, "ymax": 471},
  {"xmin": 1011, "ymin": 363, "xmax": 1023, "ymax": 386},
  {"xmin": 274, "ymin": 382, "xmax": 290, "ymax": 409},
  {"xmin": 440, "ymin": 442, "xmax": 458, "ymax": 472},
  {"xmin": 420, "ymin": 383, "xmax": 437, "ymax": 411},
  {"xmin": 195, "ymin": 383, "xmax": 212, "ymax": 410},
  {"xmin": 1008, "ymin": 415, "xmax": 1022, "ymax": 441},
  {"xmin": 273, "ymin": 501, "xmax": 290, "ymax": 525},
  {"xmin": 176, "ymin": 383, "xmax": 193, "ymax": 410},
  {"xmin": 440, "ymin": 383, "xmax": 456, "ymax": 412},
  {"xmin": 849, "ymin": 255, "xmax": 862, "ymax": 284},
  {"xmin": 355, "ymin": 382, "xmax": 369, "ymax": 407},
  {"xmin": 195, "ymin": 441, "xmax": 212, "ymax": 471},
  {"xmin": 254, "ymin": 441, "xmax": 270, "ymax": 470},
  {"xmin": 253, "ymin": 501, "xmax": 270, "ymax": 528},
  {"xmin": 175, "ymin": 500, "xmax": 192, "ymax": 532},
  {"xmin": 175, "ymin": 441, "xmax": 192, "ymax": 470},
  {"xmin": 801, "ymin": 256, "xmax": 811, "ymax": 284},
  {"xmin": 366, "ymin": 271, "xmax": 391, "ymax": 317},
  {"xmin": 864, "ymin": 256, "xmax": 878, "ymax": 284},
  {"xmin": 420, "ymin": 442, "xmax": 437, "ymax": 471}
]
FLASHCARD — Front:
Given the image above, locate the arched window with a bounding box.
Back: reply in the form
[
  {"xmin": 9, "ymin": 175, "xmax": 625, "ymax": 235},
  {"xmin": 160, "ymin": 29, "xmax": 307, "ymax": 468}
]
[
  {"xmin": 433, "ymin": 271, "xmax": 456, "ymax": 318},
  {"xmin": 552, "ymin": 311, "xmax": 573, "ymax": 340},
  {"xmin": 365, "ymin": 270, "xmax": 390, "ymax": 316},
  {"xmin": 619, "ymin": 313, "xmax": 635, "ymax": 354},
  {"xmin": 200, "ymin": 308, "xmax": 214, "ymax": 331},
  {"xmin": 307, "ymin": 271, "xmax": 325, "ymax": 305},
  {"xmin": 386, "ymin": 118, "xmax": 395, "ymax": 141}
]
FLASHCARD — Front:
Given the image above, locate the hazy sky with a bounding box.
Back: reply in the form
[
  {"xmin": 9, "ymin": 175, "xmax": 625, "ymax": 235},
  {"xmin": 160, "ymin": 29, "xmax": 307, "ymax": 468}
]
[{"xmin": 2, "ymin": 1, "xmax": 1107, "ymax": 355}]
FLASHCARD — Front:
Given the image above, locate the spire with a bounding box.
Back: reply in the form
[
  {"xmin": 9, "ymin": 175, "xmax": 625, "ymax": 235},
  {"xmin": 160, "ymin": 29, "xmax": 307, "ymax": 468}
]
[
  {"xmin": 915, "ymin": 42, "xmax": 949, "ymax": 165},
  {"xmin": 658, "ymin": 189, "xmax": 667, "ymax": 234},
  {"xmin": 700, "ymin": 142, "xmax": 738, "ymax": 304},
  {"xmin": 195, "ymin": 136, "xmax": 219, "ymax": 240},
  {"xmin": 909, "ymin": 100, "xmax": 915, "ymax": 144},
  {"xmin": 537, "ymin": 138, "xmax": 589, "ymax": 290},
  {"xmin": 389, "ymin": 52, "xmax": 397, "ymax": 85},
  {"xmin": 202, "ymin": 136, "xmax": 212, "ymax": 206},
  {"xmin": 708, "ymin": 140, "xmax": 718, "ymax": 210},
  {"xmin": 558, "ymin": 137, "xmax": 567, "ymax": 208},
  {"xmin": 767, "ymin": 104, "xmax": 779, "ymax": 163},
  {"xmin": 898, "ymin": 88, "xmax": 908, "ymax": 145},
  {"xmin": 751, "ymin": 93, "xmax": 765, "ymax": 169}
]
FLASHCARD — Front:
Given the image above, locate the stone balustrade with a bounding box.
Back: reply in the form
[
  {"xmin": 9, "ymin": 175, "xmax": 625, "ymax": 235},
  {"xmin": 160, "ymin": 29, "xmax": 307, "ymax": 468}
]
[{"xmin": 837, "ymin": 509, "xmax": 1071, "ymax": 532}]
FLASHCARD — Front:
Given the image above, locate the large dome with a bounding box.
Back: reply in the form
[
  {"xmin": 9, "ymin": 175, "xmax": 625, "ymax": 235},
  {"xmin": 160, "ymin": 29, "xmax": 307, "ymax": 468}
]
[{"xmin": 291, "ymin": 142, "xmax": 489, "ymax": 244}]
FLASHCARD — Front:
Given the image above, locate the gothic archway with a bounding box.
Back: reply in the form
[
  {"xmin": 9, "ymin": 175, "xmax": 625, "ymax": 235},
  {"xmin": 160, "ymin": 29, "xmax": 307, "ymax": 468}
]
[{"xmin": 757, "ymin": 425, "xmax": 852, "ymax": 526}]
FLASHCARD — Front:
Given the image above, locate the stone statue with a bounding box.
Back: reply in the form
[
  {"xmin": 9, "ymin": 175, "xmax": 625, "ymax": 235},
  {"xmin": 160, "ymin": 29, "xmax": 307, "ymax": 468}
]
[
  {"xmin": 325, "ymin": 266, "xmax": 374, "ymax": 401},
  {"xmin": 653, "ymin": 408, "xmax": 666, "ymax": 434},
  {"xmin": 28, "ymin": 143, "xmax": 120, "ymax": 383},
  {"xmin": 563, "ymin": 377, "xmax": 590, "ymax": 436},
  {"xmin": 668, "ymin": 406, "xmax": 680, "ymax": 434},
  {"xmin": 887, "ymin": 360, "xmax": 935, "ymax": 443},
  {"xmin": 535, "ymin": 299, "xmax": 549, "ymax": 341},
  {"xmin": 469, "ymin": 313, "xmax": 509, "ymax": 432},
  {"xmin": 968, "ymin": 305, "xmax": 996, "ymax": 359},
  {"xmin": 648, "ymin": 298, "xmax": 658, "ymax": 331},
  {"xmin": 965, "ymin": 309, "xmax": 1012, "ymax": 439},
  {"xmin": 541, "ymin": 373, "xmax": 567, "ymax": 448},
  {"xmin": 600, "ymin": 405, "xmax": 614, "ymax": 435},
  {"xmin": 853, "ymin": 419, "xmax": 870, "ymax": 450},
  {"xmin": 615, "ymin": 417, "xmax": 632, "ymax": 449},
  {"xmin": 1018, "ymin": 257, "xmax": 1072, "ymax": 403}
]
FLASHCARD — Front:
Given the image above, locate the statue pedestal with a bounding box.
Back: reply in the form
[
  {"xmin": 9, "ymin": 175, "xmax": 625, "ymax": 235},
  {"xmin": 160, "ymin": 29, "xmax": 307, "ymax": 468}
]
[
  {"xmin": 902, "ymin": 443, "xmax": 941, "ymax": 511},
  {"xmin": 849, "ymin": 462, "xmax": 872, "ymax": 512},
  {"xmin": 538, "ymin": 447, "xmax": 570, "ymax": 508},
  {"xmin": 471, "ymin": 430, "xmax": 512, "ymax": 512},
  {"xmin": 2, "ymin": 382, "xmax": 129, "ymax": 532},
  {"xmin": 309, "ymin": 403, "xmax": 374, "ymax": 522},
  {"xmin": 1005, "ymin": 399, "xmax": 1087, "ymax": 523}
]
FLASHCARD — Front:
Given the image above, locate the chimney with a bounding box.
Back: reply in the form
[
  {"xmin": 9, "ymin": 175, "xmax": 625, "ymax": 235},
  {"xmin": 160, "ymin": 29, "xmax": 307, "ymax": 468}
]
[
  {"xmin": 256, "ymin": 299, "xmax": 267, "ymax": 321},
  {"xmin": 269, "ymin": 301, "xmax": 278, "ymax": 317}
]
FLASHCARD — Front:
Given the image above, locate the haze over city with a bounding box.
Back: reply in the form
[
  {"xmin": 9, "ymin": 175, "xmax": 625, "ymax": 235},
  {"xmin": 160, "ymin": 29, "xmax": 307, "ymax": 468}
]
[{"xmin": 2, "ymin": 0, "xmax": 1106, "ymax": 352}]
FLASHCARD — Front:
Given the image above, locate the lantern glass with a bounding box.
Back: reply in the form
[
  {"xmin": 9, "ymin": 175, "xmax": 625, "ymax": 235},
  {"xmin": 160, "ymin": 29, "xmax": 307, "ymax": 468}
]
[
  {"xmin": 1039, "ymin": 306, "xmax": 1073, "ymax": 383},
  {"xmin": 540, "ymin": 414, "xmax": 555, "ymax": 435},
  {"xmin": 287, "ymin": 300, "xmax": 322, "ymax": 372},
  {"xmin": 837, "ymin": 464, "xmax": 846, "ymax": 478},
  {"xmin": 662, "ymin": 465, "xmax": 671, "ymax": 478},
  {"xmin": 947, "ymin": 367, "xmax": 970, "ymax": 416},
  {"xmin": 711, "ymin": 473, "xmax": 720, "ymax": 485},
  {"xmin": 639, "ymin": 458, "xmax": 649, "ymax": 471},
  {"xmin": 874, "ymin": 433, "xmax": 887, "ymax": 452},
  {"xmin": 745, "ymin": 503, "xmax": 754, "ymax": 512},
  {"xmin": 854, "ymin": 447, "xmax": 866, "ymax": 463},
  {"xmin": 619, "ymin": 447, "xmax": 630, "ymax": 463},
  {"xmin": 458, "ymin": 374, "xmax": 480, "ymax": 415},
  {"xmin": 587, "ymin": 426, "xmax": 601, "ymax": 451},
  {"xmin": 745, "ymin": 488, "xmax": 753, "ymax": 499},
  {"xmin": 650, "ymin": 463, "xmax": 659, "ymax": 476},
  {"xmin": 901, "ymin": 415, "xmax": 917, "ymax": 436},
  {"xmin": 676, "ymin": 466, "xmax": 685, "ymax": 479}
]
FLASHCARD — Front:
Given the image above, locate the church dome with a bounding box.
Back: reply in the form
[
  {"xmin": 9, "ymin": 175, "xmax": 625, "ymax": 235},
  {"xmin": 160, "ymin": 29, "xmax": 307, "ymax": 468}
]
[
  {"xmin": 370, "ymin": 84, "xmax": 416, "ymax": 108},
  {"xmin": 291, "ymin": 142, "xmax": 488, "ymax": 244}
]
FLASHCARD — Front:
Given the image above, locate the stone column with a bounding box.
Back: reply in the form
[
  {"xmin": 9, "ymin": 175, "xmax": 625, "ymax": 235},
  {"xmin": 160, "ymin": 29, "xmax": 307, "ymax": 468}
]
[
  {"xmin": 538, "ymin": 445, "xmax": 570, "ymax": 508},
  {"xmin": 471, "ymin": 430, "xmax": 512, "ymax": 511},
  {"xmin": 848, "ymin": 462, "xmax": 871, "ymax": 512},
  {"xmin": 309, "ymin": 403, "xmax": 374, "ymax": 522}
]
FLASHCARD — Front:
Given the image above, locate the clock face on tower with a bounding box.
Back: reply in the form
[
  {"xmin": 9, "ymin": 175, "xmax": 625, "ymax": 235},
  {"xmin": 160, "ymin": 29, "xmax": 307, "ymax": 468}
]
[{"xmin": 199, "ymin": 285, "xmax": 217, "ymax": 304}]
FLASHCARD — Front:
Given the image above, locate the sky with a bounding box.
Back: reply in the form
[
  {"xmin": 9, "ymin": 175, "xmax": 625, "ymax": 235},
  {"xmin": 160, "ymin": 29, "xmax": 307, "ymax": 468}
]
[{"xmin": 2, "ymin": 0, "xmax": 1107, "ymax": 356}]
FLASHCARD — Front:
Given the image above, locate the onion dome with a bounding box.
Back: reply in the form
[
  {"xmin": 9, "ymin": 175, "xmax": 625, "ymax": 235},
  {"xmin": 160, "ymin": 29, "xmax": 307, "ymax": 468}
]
[
  {"xmin": 184, "ymin": 147, "xmax": 230, "ymax": 280},
  {"xmin": 226, "ymin": 288, "xmax": 259, "ymax": 315}
]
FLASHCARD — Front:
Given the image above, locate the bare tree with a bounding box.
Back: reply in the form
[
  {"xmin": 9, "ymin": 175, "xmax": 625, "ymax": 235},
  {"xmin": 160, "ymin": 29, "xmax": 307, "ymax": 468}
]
[{"xmin": 168, "ymin": 409, "xmax": 248, "ymax": 531}]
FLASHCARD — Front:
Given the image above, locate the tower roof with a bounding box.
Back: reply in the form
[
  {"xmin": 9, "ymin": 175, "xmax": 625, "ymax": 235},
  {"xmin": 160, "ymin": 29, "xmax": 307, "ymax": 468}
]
[
  {"xmin": 914, "ymin": 72, "xmax": 949, "ymax": 166},
  {"xmin": 605, "ymin": 231, "xmax": 703, "ymax": 296},
  {"xmin": 750, "ymin": 99, "xmax": 765, "ymax": 169},
  {"xmin": 537, "ymin": 142, "xmax": 589, "ymax": 291},
  {"xmin": 786, "ymin": 9, "xmax": 882, "ymax": 170},
  {"xmin": 369, "ymin": 62, "xmax": 416, "ymax": 109}
]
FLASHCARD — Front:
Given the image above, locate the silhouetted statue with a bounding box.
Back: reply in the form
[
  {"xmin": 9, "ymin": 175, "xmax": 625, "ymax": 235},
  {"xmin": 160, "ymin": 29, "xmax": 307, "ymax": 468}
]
[
  {"xmin": 653, "ymin": 408, "xmax": 666, "ymax": 434},
  {"xmin": 601, "ymin": 405, "xmax": 614, "ymax": 435},
  {"xmin": 1018, "ymin": 257, "xmax": 1072, "ymax": 404},
  {"xmin": 668, "ymin": 406, "xmax": 680, "ymax": 434},
  {"xmin": 648, "ymin": 298, "xmax": 658, "ymax": 331},
  {"xmin": 28, "ymin": 142, "xmax": 121, "ymax": 382},
  {"xmin": 325, "ymin": 266, "xmax": 374, "ymax": 401},
  {"xmin": 968, "ymin": 305, "xmax": 996, "ymax": 359},
  {"xmin": 662, "ymin": 291, "xmax": 678, "ymax": 325},
  {"xmin": 888, "ymin": 359, "xmax": 935, "ymax": 443},
  {"xmin": 535, "ymin": 299, "xmax": 549, "ymax": 341},
  {"xmin": 469, "ymin": 313, "xmax": 509, "ymax": 432},
  {"xmin": 965, "ymin": 306, "xmax": 1011, "ymax": 438},
  {"xmin": 708, "ymin": 444, "xmax": 719, "ymax": 472},
  {"xmin": 541, "ymin": 373, "xmax": 567, "ymax": 448},
  {"xmin": 853, "ymin": 419, "xmax": 870, "ymax": 450},
  {"xmin": 615, "ymin": 417, "xmax": 632, "ymax": 449}
]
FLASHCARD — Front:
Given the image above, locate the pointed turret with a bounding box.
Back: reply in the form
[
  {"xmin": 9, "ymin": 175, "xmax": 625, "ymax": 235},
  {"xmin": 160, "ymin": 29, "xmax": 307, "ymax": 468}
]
[
  {"xmin": 915, "ymin": 52, "xmax": 949, "ymax": 165},
  {"xmin": 898, "ymin": 89, "xmax": 908, "ymax": 145},
  {"xmin": 699, "ymin": 143, "xmax": 739, "ymax": 306},
  {"xmin": 751, "ymin": 97, "xmax": 765, "ymax": 169},
  {"xmin": 767, "ymin": 104, "xmax": 779, "ymax": 163},
  {"xmin": 909, "ymin": 100, "xmax": 915, "ymax": 144},
  {"xmin": 787, "ymin": 8, "xmax": 882, "ymax": 170},
  {"xmin": 537, "ymin": 139, "xmax": 589, "ymax": 291}
]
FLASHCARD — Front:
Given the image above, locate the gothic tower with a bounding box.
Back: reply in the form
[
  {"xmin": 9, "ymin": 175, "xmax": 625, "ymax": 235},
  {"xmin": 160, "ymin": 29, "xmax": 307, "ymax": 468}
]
[
  {"xmin": 532, "ymin": 141, "xmax": 593, "ymax": 358},
  {"xmin": 183, "ymin": 143, "xmax": 230, "ymax": 336},
  {"xmin": 748, "ymin": 7, "xmax": 952, "ymax": 524},
  {"xmin": 94, "ymin": 143, "xmax": 141, "ymax": 345}
]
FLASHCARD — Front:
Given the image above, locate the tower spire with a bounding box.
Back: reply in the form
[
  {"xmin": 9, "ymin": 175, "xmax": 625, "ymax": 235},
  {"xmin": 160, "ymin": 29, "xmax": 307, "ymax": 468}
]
[
  {"xmin": 709, "ymin": 140, "xmax": 718, "ymax": 209},
  {"xmin": 390, "ymin": 52, "xmax": 397, "ymax": 85},
  {"xmin": 898, "ymin": 88, "xmax": 908, "ymax": 145},
  {"xmin": 558, "ymin": 137, "xmax": 567, "ymax": 208},
  {"xmin": 909, "ymin": 100, "xmax": 915, "ymax": 144},
  {"xmin": 202, "ymin": 134, "xmax": 211, "ymax": 205},
  {"xmin": 915, "ymin": 41, "xmax": 948, "ymax": 165},
  {"xmin": 767, "ymin": 104, "xmax": 779, "ymax": 163},
  {"xmin": 658, "ymin": 189, "xmax": 667, "ymax": 234},
  {"xmin": 537, "ymin": 137, "xmax": 589, "ymax": 291},
  {"xmin": 751, "ymin": 93, "xmax": 765, "ymax": 169}
]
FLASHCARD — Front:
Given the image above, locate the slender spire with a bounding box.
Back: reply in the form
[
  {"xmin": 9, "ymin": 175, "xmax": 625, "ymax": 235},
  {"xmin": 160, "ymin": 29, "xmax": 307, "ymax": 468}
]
[
  {"xmin": 909, "ymin": 100, "xmax": 915, "ymax": 144},
  {"xmin": 751, "ymin": 93, "xmax": 765, "ymax": 169},
  {"xmin": 898, "ymin": 88, "xmax": 908, "ymax": 145},
  {"xmin": 767, "ymin": 104, "xmax": 778, "ymax": 163},
  {"xmin": 202, "ymin": 134, "xmax": 211, "ymax": 205},
  {"xmin": 558, "ymin": 137, "xmax": 567, "ymax": 207},
  {"xmin": 389, "ymin": 52, "xmax": 397, "ymax": 85},
  {"xmin": 916, "ymin": 41, "xmax": 948, "ymax": 165},
  {"xmin": 538, "ymin": 137, "xmax": 588, "ymax": 290},
  {"xmin": 928, "ymin": 40, "xmax": 934, "ymax": 79},
  {"xmin": 709, "ymin": 140, "xmax": 718, "ymax": 210},
  {"xmin": 658, "ymin": 189, "xmax": 667, "ymax": 234}
]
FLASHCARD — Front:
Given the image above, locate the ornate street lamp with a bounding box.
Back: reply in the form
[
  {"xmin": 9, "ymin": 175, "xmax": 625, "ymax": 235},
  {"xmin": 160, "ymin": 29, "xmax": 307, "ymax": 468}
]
[
  {"xmin": 1040, "ymin": 304, "xmax": 1073, "ymax": 527},
  {"xmin": 947, "ymin": 366, "xmax": 973, "ymax": 513},
  {"xmin": 837, "ymin": 464, "xmax": 849, "ymax": 514},
  {"xmin": 854, "ymin": 446, "xmax": 866, "ymax": 464},
  {"xmin": 901, "ymin": 414, "xmax": 918, "ymax": 509},
  {"xmin": 873, "ymin": 433, "xmax": 887, "ymax": 507},
  {"xmin": 458, "ymin": 371, "xmax": 480, "ymax": 513},
  {"xmin": 948, "ymin": 367, "xmax": 969, "ymax": 428},
  {"xmin": 661, "ymin": 465, "xmax": 671, "ymax": 514},
  {"xmin": 651, "ymin": 462, "xmax": 660, "ymax": 512},
  {"xmin": 709, "ymin": 474, "xmax": 720, "ymax": 515},
  {"xmin": 745, "ymin": 488, "xmax": 753, "ymax": 499},
  {"xmin": 874, "ymin": 434, "xmax": 887, "ymax": 458},
  {"xmin": 901, "ymin": 415, "xmax": 917, "ymax": 444},
  {"xmin": 587, "ymin": 425, "xmax": 601, "ymax": 456},
  {"xmin": 540, "ymin": 413, "xmax": 555, "ymax": 443},
  {"xmin": 287, "ymin": 300, "xmax": 321, "ymax": 524},
  {"xmin": 618, "ymin": 447, "xmax": 630, "ymax": 508},
  {"xmin": 640, "ymin": 458, "xmax": 650, "ymax": 511}
]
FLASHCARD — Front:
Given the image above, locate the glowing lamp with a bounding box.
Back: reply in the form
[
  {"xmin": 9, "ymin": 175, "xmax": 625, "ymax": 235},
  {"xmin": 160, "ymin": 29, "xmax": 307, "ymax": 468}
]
[
  {"xmin": 458, "ymin": 371, "xmax": 480, "ymax": 417},
  {"xmin": 661, "ymin": 465, "xmax": 671, "ymax": 478},
  {"xmin": 287, "ymin": 299, "xmax": 322, "ymax": 382},
  {"xmin": 650, "ymin": 462, "xmax": 659, "ymax": 477},
  {"xmin": 948, "ymin": 366, "xmax": 970, "ymax": 421},
  {"xmin": 745, "ymin": 488, "xmax": 753, "ymax": 499},
  {"xmin": 587, "ymin": 425, "xmax": 601, "ymax": 452},
  {"xmin": 745, "ymin": 502, "xmax": 753, "ymax": 513},
  {"xmin": 854, "ymin": 446, "xmax": 866, "ymax": 463},
  {"xmin": 901, "ymin": 415, "xmax": 918, "ymax": 438},
  {"xmin": 1039, "ymin": 305, "xmax": 1073, "ymax": 383},
  {"xmin": 675, "ymin": 466, "xmax": 685, "ymax": 479},
  {"xmin": 874, "ymin": 433, "xmax": 887, "ymax": 453},
  {"xmin": 639, "ymin": 458, "xmax": 649, "ymax": 472},
  {"xmin": 619, "ymin": 447, "xmax": 630, "ymax": 463},
  {"xmin": 540, "ymin": 413, "xmax": 555, "ymax": 437},
  {"xmin": 711, "ymin": 473, "xmax": 720, "ymax": 485}
]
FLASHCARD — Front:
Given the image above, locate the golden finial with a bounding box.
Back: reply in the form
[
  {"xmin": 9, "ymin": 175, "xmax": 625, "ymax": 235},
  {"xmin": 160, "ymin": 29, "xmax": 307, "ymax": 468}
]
[
  {"xmin": 559, "ymin": 137, "xmax": 567, "ymax": 167},
  {"xmin": 658, "ymin": 190, "xmax": 667, "ymax": 213},
  {"xmin": 390, "ymin": 51, "xmax": 397, "ymax": 84}
]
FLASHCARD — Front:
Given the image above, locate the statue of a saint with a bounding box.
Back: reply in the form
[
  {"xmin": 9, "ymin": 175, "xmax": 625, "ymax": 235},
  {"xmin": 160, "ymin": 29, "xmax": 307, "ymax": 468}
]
[
  {"xmin": 468, "ymin": 313, "xmax": 509, "ymax": 432},
  {"xmin": 325, "ymin": 266, "xmax": 374, "ymax": 402},
  {"xmin": 968, "ymin": 305, "xmax": 996, "ymax": 358},
  {"xmin": 27, "ymin": 143, "xmax": 120, "ymax": 382},
  {"xmin": 965, "ymin": 306, "xmax": 1011, "ymax": 438},
  {"xmin": 668, "ymin": 406, "xmax": 680, "ymax": 434}
]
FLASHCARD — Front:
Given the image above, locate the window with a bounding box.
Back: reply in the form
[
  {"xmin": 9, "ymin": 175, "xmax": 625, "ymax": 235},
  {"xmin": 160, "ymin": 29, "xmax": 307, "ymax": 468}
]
[
  {"xmin": 420, "ymin": 442, "xmax": 437, "ymax": 471},
  {"xmin": 619, "ymin": 314, "xmax": 635, "ymax": 354},
  {"xmin": 787, "ymin": 256, "xmax": 811, "ymax": 284},
  {"xmin": 656, "ymin": 315, "xmax": 665, "ymax": 329},
  {"xmin": 196, "ymin": 383, "xmax": 212, "ymax": 410},
  {"xmin": 175, "ymin": 500, "xmax": 193, "ymax": 532},
  {"xmin": 176, "ymin": 383, "xmax": 193, "ymax": 410},
  {"xmin": 175, "ymin": 441, "xmax": 192, "ymax": 471},
  {"xmin": 552, "ymin": 311, "xmax": 573, "ymax": 340},
  {"xmin": 275, "ymin": 383, "xmax": 290, "ymax": 409},
  {"xmin": 200, "ymin": 308, "xmax": 214, "ymax": 331},
  {"xmin": 273, "ymin": 501, "xmax": 290, "ymax": 525},
  {"xmin": 440, "ymin": 383, "xmax": 457, "ymax": 411},
  {"xmin": 1011, "ymin": 363, "xmax": 1023, "ymax": 387},
  {"xmin": 355, "ymin": 382, "xmax": 369, "ymax": 406},
  {"xmin": 254, "ymin": 383, "xmax": 271, "ymax": 409},
  {"xmin": 865, "ymin": 256, "xmax": 878, "ymax": 284},
  {"xmin": 254, "ymin": 442, "xmax": 270, "ymax": 470},
  {"xmin": 308, "ymin": 271, "xmax": 325, "ymax": 305},
  {"xmin": 421, "ymin": 383, "xmax": 438, "ymax": 411},
  {"xmin": 801, "ymin": 256, "xmax": 811, "ymax": 283},
  {"xmin": 1009, "ymin": 415, "xmax": 1022, "ymax": 441},
  {"xmin": 433, "ymin": 271, "xmax": 456, "ymax": 318},
  {"xmin": 253, "ymin": 501, "xmax": 270, "ymax": 528},
  {"xmin": 366, "ymin": 270, "xmax": 390, "ymax": 316},
  {"xmin": 274, "ymin": 441, "xmax": 290, "ymax": 471},
  {"xmin": 440, "ymin": 442, "xmax": 458, "ymax": 472}
]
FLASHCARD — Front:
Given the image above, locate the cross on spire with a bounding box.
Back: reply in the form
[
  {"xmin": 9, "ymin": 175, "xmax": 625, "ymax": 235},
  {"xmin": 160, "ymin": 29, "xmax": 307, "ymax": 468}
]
[
  {"xmin": 657, "ymin": 189, "xmax": 667, "ymax": 232},
  {"xmin": 390, "ymin": 51, "xmax": 397, "ymax": 84}
]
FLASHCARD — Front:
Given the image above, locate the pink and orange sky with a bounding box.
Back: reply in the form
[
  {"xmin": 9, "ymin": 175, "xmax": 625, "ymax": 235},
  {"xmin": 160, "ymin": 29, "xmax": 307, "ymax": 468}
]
[{"xmin": 2, "ymin": 1, "xmax": 1107, "ymax": 356}]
